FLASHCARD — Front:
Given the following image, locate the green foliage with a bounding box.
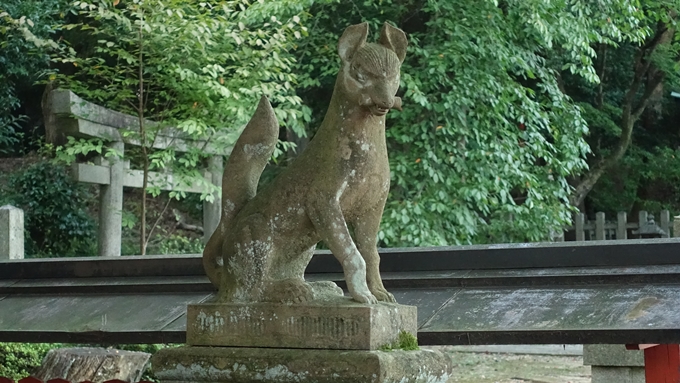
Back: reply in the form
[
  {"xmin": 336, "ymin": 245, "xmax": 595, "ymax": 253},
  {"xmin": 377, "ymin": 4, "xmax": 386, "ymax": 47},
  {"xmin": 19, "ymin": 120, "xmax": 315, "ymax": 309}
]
[
  {"xmin": 0, "ymin": 343, "xmax": 57, "ymax": 380},
  {"xmin": 47, "ymin": 0, "xmax": 311, "ymax": 253},
  {"xmin": 378, "ymin": 331, "xmax": 419, "ymax": 352},
  {"xmin": 0, "ymin": 115, "xmax": 24, "ymax": 155},
  {"xmin": 295, "ymin": 0, "xmax": 649, "ymax": 246},
  {"xmin": 589, "ymin": 146, "xmax": 680, "ymax": 216},
  {"xmin": 157, "ymin": 234, "xmax": 203, "ymax": 255},
  {"xmin": 0, "ymin": 0, "xmax": 65, "ymax": 155},
  {"xmin": 3, "ymin": 161, "xmax": 96, "ymax": 257},
  {"xmin": 564, "ymin": 1, "xmax": 680, "ymax": 214},
  {"xmin": 51, "ymin": 0, "xmax": 310, "ymax": 157},
  {"xmin": 5, "ymin": 0, "xmax": 676, "ymax": 246}
]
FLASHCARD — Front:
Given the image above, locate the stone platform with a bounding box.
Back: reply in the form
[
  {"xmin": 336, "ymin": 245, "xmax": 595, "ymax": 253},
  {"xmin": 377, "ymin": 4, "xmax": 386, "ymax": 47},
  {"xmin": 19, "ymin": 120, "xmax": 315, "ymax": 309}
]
[
  {"xmin": 186, "ymin": 299, "xmax": 416, "ymax": 350},
  {"xmin": 151, "ymin": 346, "xmax": 453, "ymax": 383}
]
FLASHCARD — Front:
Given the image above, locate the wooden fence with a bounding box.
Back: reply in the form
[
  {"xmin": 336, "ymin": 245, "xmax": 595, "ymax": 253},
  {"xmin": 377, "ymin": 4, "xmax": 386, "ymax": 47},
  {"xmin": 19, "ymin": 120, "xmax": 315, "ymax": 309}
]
[{"xmin": 567, "ymin": 210, "xmax": 675, "ymax": 241}]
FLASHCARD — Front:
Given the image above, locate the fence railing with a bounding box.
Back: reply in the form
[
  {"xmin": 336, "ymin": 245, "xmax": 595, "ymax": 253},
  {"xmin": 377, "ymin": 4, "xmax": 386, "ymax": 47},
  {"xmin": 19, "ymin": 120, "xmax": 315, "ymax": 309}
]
[{"xmin": 566, "ymin": 210, "xmax": 673, "ymax": 241}]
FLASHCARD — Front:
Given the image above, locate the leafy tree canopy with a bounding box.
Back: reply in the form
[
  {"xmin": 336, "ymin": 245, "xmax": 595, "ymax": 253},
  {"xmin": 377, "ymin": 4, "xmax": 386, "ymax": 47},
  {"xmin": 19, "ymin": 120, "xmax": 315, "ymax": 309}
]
[
  {"xmin": 6, "ymin": 0, "xmax": 678, "ymax": 249},
  {"xmin": 564, "ymin": 0, "xmax": 680, "ymax": 217},
  {"xmin": 295, "ymin": 0, "xmax": 650, "ymax": 246}
]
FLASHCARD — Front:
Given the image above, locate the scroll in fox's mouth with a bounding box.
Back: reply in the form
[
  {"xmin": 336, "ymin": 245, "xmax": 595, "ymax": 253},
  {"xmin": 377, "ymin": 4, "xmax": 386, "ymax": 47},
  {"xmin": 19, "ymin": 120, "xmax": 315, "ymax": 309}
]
[
  {"xmin": 369, "ymin": 97, "xmax": 402, "ymax": 116},
  {"xmin": 371, "ymin": 106, "xmax": 389, "ymax": 116}
]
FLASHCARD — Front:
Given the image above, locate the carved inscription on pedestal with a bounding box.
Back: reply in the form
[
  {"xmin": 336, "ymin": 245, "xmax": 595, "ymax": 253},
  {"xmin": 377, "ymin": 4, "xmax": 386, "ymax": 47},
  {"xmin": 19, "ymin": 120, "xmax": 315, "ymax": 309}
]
[{"xmin": 186, "ymin": 302, "xmax": 417, "ymax": 350}]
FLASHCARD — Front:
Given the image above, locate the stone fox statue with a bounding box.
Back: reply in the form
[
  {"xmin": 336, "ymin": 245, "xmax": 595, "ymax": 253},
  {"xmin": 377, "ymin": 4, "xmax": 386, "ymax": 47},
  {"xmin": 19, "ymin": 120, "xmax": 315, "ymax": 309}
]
[{"xmin": 203, "ymin": 22, "xmax": 407, "ymax": 304}]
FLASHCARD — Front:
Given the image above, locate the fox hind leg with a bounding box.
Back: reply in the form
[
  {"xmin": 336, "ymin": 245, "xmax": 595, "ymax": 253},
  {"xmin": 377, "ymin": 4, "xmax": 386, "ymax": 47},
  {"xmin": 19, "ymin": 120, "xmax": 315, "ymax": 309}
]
[{"xmin": 218, "ymin": 213, "xmax": 273, "ymax": 302}]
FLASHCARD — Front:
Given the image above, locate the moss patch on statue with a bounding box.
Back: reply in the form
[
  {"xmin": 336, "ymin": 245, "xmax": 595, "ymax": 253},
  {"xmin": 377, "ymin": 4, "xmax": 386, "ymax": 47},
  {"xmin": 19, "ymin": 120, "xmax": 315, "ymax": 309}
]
[{"xmin": 378, "ymin": 330, "xmax": 419, "ymax": 351}]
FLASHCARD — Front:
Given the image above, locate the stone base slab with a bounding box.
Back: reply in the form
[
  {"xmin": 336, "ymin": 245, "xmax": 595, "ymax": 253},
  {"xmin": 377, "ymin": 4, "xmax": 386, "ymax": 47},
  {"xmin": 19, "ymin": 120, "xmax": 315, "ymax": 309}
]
[
  {"xmin": 152, "ymin": 346, "xmax": 453, "ymax": 383},
  {"xmin": 591, "ymin": 366, "xmax": 645, "ymax": 383},
  {"xmin": 186, "ymin": 300, "xmax": 417, "ymax": 350}
]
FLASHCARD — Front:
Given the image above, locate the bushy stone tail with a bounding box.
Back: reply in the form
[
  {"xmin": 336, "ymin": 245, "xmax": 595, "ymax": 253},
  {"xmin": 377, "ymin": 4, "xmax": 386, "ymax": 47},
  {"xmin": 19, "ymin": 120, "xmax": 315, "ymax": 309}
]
[{"xmin": 203, "ymin": 96, "xmax": 279, "ymax": 288}]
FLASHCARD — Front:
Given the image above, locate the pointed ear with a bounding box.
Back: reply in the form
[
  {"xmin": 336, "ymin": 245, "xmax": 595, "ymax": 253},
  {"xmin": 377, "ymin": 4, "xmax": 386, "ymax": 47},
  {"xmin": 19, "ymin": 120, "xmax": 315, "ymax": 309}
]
[
  {"xmin": 338, "ymin": 22, "xmax": 369, "ymax": 63},
  {"xmin": 378, "ymin": 22, "xmax": 407, "ymax": 63}
]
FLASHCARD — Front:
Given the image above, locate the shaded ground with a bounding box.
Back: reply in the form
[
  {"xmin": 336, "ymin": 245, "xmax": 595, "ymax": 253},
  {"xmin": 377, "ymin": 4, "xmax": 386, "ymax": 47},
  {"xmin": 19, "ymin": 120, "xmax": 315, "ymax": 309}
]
[{"xmin": 445, "ymin": 351, "xmax": 590, "ymax": 383}]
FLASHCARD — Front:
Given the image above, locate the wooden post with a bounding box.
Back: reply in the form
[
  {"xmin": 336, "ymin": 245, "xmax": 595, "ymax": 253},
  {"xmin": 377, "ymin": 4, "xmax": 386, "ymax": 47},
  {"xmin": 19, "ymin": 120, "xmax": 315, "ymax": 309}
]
[
  {"xmin": 203, "ymin": 156, "xmax": 223, "ymax": 244},
  {"xmin": 617, "ymin": 211, "xmax": 627, "ymax": 240},
  {"xmin": 575, "ymin": 213, "xmax": 585, "ymax": 241},
  {"xmin": 627, "ymin": 344, "xmax": 680, "ymax": 383},
  {"xmin": 98, "ymin": 141, "xmax": 124, "ymax": 257},
  {"xmin": 0, "ymin": 205, "xmax": 24, "ymax": 259},
  {"xmin": 595, "ymin": 212, "xmax": 605, "ymax": 240},
  {"xmin": 660, "ymin": 210, "xmax": 670, "ymax": 238}
]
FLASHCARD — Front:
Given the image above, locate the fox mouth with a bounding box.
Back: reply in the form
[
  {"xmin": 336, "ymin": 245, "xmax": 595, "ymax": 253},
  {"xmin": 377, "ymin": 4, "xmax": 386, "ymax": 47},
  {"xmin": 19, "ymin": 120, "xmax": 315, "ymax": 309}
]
[{"xmin": 371, "ymin": 106, "xmax": 389, "ymax": 116}]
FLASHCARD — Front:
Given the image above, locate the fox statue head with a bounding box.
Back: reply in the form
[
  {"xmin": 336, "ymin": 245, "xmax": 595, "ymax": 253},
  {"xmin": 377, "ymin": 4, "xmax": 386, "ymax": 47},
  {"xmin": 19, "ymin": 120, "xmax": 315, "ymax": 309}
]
[{"xmin": 337, "ymin": 22, "xmax": 408, "ymax": 116}]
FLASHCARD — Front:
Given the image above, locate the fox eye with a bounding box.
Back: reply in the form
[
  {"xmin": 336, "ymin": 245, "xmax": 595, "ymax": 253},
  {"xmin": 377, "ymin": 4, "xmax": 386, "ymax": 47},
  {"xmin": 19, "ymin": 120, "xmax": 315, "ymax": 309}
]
[{"xmin": 351, "ymin": 64, "xmax": 366, "ymax": 83}]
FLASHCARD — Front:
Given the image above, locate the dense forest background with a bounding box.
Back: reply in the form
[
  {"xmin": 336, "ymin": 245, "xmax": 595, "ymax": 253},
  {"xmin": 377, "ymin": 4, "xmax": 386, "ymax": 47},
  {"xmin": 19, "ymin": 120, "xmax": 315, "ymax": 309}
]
[{"xmin": 1, "ymin": 0, "xmax": 679, "ymax": 257}]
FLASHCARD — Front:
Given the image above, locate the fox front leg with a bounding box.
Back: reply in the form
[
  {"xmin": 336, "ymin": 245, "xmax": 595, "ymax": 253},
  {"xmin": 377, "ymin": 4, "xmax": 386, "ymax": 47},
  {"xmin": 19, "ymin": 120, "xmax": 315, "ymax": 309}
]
[
  {"xmin": 307, "ymin": 198, "xmax": 377, "ymax": 304},
  {"xmin": 352, "ymin": 200, "xmax": 395, "ymax": 303}
]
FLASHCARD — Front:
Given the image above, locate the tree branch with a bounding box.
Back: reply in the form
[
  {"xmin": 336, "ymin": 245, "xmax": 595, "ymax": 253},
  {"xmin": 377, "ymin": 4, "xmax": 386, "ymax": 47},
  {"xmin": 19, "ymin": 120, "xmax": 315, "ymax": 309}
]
[
  {"xmin": 570, "ymin": 22, "xmax": 671, "ymax": 208},
  {"xmin": 595, "ymin": 44, "xmax": 607, "ymax": 109}
]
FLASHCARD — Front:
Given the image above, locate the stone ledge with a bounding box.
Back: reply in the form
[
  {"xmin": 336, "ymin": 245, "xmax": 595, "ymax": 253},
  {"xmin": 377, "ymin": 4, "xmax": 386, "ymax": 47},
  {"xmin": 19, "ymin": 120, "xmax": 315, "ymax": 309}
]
[
  {"xmin": 186, "ymin": 300, "xmax": 417, "ymax": 350},
  {"xmin": 583, "ymin": 344, "xmax": 644, "ymax": 367},
  {"xmin": 152, "ymin": 346, "xmax": 453, "ymax": 383}
]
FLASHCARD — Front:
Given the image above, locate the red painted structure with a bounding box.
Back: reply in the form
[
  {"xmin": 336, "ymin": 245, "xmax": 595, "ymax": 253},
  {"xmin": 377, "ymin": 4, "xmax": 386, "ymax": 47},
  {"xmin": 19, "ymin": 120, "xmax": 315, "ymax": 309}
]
[{"xmin": 627, "ymin": 344, "xmax": 680, "ymax": 383}]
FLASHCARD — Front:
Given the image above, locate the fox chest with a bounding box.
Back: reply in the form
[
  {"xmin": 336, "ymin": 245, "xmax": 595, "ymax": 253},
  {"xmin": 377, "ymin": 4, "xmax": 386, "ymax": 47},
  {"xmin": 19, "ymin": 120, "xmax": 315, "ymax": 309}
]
[{"xmin": 337, "ymin": 136, "xmax": 390, "ymax": 215}]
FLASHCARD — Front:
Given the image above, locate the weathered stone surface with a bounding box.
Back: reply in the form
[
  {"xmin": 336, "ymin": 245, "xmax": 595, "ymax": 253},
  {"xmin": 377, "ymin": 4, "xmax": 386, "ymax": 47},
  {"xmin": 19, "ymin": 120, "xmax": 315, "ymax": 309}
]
[
  {"xmin": 186, "ymin": 298, "xmax": 417, "ymax": 350},
  {"xmin": 591, "ymin": 366, "xmax": 645, "ymax": 383},
  {"xmin": 33, "ymin": 347, "xmax": 150, "ymax": 383},
  {"xmin": 584, "ymin": 345, "xmax": 645, "ymax": 383},
  {"xmin": 203, "ymin": 22, "xmax": 408, "ymax": 305},
  {"xmin": 0, "ymin": 205, "xmax": 24, "ymax": 259},
  {"xmin": 49, "ymin": 89, "xmax": 224, "ymax": 154},
  {"xmin": 152, "ymin": 346, "xmax": 453, "ymax": 383},
  {"xmin": 583, "ymin": 344, "xmax": 644, "ymax": 367},
  {"xmin": 98, "ymin": 141, "xmax": 124, "ymax": 257},
  {"xmin": 203, "ymin": 155, "xmax": 223, "ymax": 243}
]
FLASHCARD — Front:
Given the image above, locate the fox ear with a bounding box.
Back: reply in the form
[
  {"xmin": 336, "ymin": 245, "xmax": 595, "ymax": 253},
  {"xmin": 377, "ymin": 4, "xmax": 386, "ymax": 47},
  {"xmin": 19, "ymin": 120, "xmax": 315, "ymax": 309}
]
[
  {"xmin": 338, "ymin": 22, "xmax": 369, "ymax": 63},
  {"xmin": 378, "ymin": 23, "xmax": 407, "ymax": 63}
]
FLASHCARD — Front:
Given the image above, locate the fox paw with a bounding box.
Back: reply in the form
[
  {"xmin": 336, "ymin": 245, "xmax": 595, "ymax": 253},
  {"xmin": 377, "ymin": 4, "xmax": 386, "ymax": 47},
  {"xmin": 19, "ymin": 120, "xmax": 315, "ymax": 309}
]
[
  {"xmin": 370, "ymin": 285, "xmax": 396, "ymax": 303},
  {"xmin": 265, "ymin": 279, "xmax": 315, "ymax": 304}
]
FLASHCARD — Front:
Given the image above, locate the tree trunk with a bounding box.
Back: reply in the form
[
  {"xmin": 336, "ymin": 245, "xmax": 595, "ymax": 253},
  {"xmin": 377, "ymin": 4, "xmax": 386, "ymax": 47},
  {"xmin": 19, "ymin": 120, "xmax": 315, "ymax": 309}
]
[
  {"xmin": 569, "ymin": 23, "xmax": 672, "ymax": 208},
  {"xmin": 137, "ymin": 10, "xmax": 148, "ymax": 256}
]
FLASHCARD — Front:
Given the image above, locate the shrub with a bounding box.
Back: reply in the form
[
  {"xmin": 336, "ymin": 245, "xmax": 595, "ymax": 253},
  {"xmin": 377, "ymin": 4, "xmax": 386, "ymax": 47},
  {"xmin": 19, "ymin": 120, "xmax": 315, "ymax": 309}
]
[
  {"xmin": 157, "ymin": 234, "xmax": 203, "ymax": 255},
  {"xmin": 5, "ymin": 161, "xmax": 96, "ymax": 256},
  {"xmin": 0, "ymin": 343, "xmax": 57, "ymax": 380}
]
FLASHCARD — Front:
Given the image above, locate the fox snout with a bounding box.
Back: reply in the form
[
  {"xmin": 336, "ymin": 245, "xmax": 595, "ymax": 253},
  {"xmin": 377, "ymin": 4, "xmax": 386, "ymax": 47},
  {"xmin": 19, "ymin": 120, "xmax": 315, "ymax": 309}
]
[{"xmin": 360, "ymin": 94, "xmax": 403, "ymax": 115}]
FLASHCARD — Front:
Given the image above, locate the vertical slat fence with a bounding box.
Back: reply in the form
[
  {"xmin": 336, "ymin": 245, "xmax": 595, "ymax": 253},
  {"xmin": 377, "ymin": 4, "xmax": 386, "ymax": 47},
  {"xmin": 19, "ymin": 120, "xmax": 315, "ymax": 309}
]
[{"xmin": 568, "ymin": 210, "xmax": 673, "ymax": 241}]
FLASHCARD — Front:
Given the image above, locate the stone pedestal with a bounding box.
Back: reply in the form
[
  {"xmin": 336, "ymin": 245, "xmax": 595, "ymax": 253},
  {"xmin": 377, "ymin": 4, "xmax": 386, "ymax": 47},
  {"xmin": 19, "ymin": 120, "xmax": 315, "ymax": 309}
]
[
  {"xmin": 186, "ymin": 300, "xmax": 416, "ymax": 350},
  {"xmin": 583, "ymin": 344, "xmax": 644, "ymax": 383},
  {"xmin": 152, "ymin": 297, "xmax": 453, "ymax": 382},
  {"xmin": 152, "ymin": 346, "xmax": 453, "ymax": 383}
]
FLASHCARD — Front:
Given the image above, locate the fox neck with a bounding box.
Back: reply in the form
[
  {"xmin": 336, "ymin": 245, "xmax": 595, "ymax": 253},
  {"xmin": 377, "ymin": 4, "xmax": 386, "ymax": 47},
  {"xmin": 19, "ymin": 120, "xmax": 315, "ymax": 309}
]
[{"xmin": 317, "ymin": 72, "xmax": 386, "ymax": 140}]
